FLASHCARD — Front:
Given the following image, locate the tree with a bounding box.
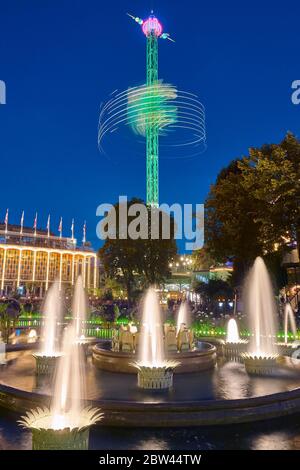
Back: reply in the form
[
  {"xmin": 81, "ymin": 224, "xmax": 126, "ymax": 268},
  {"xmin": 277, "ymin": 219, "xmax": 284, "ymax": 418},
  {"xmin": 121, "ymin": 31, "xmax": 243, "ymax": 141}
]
[
  {"xmin": 191, "ymin": 247, "xmax": 215, "ymax": 271},
  {"xmin": 205, "ymin": 159, "xmax": 264, "ymax": 284},
  {"xmin": 102, "ymin": 278, "xmax": 124, "ymax": 299},
  {"xmin": 194, "ymin": 279, "xmax": 233, "ymax": 300},
  {"xmin": 193, "ymin": 279, "xmax": 234, "ymax": 313},
  {"xmin": 137, "ymin": 208, "xmax": 177, "ymax": 286},
  {"xmin": 238, "ymin": 132, "xmax": 300, "ymax": 258},
  {"xmin": 264, "ymin": 251, "xmax": 288, "ymax": 291},
  {"xmin": 98, "ymin": 198, "xmax": 177, "ymax": 301},
  {"xmin": 0, "ymin": 299, "xmax": 21, "ymax": 343},
  {"xmin": 205, "ymin": 133, "xmax": 300, "ymax": 285}
]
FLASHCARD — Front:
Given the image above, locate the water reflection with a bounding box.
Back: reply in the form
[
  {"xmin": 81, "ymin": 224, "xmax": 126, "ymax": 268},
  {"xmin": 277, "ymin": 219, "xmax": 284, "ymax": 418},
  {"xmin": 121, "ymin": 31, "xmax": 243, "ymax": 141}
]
[
  {"xmin": 1, "ymin": 408, "xmax": 300, "ymax": 450},
  {"xmin": 0, "ymin": 415, "xmax": 31, "ymax": 450},
  {"xmin": 2, "ymin": 351, "xmax": 300, "ymax": 402},
  {"xmin": 213, "ymin": 361, "xmax": 251, "ymax": 399},
  {"xmin": 251, "ymin": 432, "xmax": 291, "ymax": 450}
]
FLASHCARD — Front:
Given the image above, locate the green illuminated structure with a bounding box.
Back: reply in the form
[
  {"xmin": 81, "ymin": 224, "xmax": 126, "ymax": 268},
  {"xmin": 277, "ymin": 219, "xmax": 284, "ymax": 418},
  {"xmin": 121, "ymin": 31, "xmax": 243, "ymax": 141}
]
[
  {"xmin": 146, "ymin": 29, "xmax": 159, "ymax": 207},
  {"xmin": 128, "ymin": 13, "xmax": 174, "ymax": 207},
  {"xmin": 98, "ymin": 15, "xmax": 206, "ymax": 200}
]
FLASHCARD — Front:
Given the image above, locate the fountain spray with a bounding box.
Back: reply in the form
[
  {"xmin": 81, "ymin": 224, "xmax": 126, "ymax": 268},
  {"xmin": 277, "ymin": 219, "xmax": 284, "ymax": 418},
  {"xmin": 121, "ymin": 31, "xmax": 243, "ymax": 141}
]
[
  {"xmin": 241, "ymin": 257, "xmax": 279, "ymax": 375},
  {"xmin": 132, "ymin": 288, "xmax": 178, "ymax": 389},
  {"xmin": 33, "ymin": 282, "xmax": 62, "ymax": 375}
]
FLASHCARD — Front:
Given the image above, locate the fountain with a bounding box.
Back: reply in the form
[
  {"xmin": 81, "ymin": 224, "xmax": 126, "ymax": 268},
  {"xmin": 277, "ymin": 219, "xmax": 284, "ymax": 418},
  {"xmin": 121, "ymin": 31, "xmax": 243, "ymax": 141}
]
[
  {"xmin": 0, "ymin": 332, "xmax": 6, "ymax": 365},
  {"xmin": 227, "ymin": 318, "xmax": 240, "ymax": 343},
  {"xmin": 19, "ymin": 324, "xmax": 102, "ymax": 449},
  {"xmin": 33, "ymin": 282, "xmax": 62, "ymax": 375},
  {"xmin": 93, "ymin": 291, "xmax": 216, "ymax": 374},
  {"xmin": 72, "ymin": 275, "xmax": 96, "ymax": 358},
  {"xmin": 132, "ymin": 288, "xmax": 178, "ymax": 389},
  {"xmin": 241, "ymin": 257, "xmax": 279, "ymax": 375},
  {"xmin": 73, "ymin": 275, "xmax": 87, "ymax": 341},
  {"xmin": 284, "ymin": 303, "xmax": 297, "ymax": 345},
  {"xmin": 223, "ymin": 318, "xmax": 248, "ymax": 358},
  {"xmin": 276, "ymin": 303, "xmax": 298, "ymax": 355}
]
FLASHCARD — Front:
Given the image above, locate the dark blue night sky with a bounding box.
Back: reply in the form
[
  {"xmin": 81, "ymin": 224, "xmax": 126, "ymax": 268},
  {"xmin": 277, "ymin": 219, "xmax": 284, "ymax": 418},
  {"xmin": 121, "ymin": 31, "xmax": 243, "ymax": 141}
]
[{"xmin": 0, "ymin": 0, "xmax": 299, "ymax": 252}]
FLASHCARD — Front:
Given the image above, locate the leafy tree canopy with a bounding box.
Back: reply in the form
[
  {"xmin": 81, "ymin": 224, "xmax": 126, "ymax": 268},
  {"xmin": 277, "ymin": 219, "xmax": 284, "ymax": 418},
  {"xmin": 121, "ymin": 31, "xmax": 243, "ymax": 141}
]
[
  {"xmin": 205, "ymin": 133, "xmax": 300, "ymax": 286},
  {"xmin": 99, "ymin": 198, "xmax": 177, "ymax": 301}
]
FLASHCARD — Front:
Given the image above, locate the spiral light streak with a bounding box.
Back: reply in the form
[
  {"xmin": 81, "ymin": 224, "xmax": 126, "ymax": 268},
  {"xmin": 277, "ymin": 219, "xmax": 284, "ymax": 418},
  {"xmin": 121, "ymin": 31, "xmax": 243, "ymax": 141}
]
[{"xmin": 98, "ymin": 82, "xmax": 206, "ymax": 155}]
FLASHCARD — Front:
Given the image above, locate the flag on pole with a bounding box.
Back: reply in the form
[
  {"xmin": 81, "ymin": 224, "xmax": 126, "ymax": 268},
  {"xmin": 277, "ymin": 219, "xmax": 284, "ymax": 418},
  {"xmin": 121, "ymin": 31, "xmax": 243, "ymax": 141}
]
[
  {"xmin": 58, "ymin": 217, "xmax": 63, "ymax": 238},
  {"xmin": 4, "ymin": 208, "xmax": 9, "ymax": 233},
  {"xmin": 33, "ymin": 212, "xmax": 38, "ymax": 236},
  {"xmin": 71, "ymin": 218, "xmax": 74, "ymax": 239},
  {"xmin": 46, "ymin": 214, "xmax": 50, "ymax": 237},
  {"xmin": 82, "ymin": 220, "xmax": 86, "ymax": 244},
  {"xmin": 20, "ymin": 211, "xmax": 24, "ymax": 234}
]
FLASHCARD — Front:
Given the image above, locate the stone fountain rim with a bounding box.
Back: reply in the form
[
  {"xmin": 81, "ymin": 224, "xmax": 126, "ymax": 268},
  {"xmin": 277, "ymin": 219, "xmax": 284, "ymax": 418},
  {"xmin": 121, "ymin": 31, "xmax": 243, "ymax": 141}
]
[
  {"xmin": 2, "ymin": 347, "xmax": 300, "ymax": 427},
  {"xmin": 93, "ymin": 342, "xmax": 216, "ymax": 358},
  {"xmin": 3, "ymin": 376, "xmax": 300, "ymax": 427},
  {"xmin": 2, "ymin": 367, "xmax": 300, "ymax": 409},
  {"xmin": 223, "ymin": 340, "xmax": 249, "ymax": 345}
]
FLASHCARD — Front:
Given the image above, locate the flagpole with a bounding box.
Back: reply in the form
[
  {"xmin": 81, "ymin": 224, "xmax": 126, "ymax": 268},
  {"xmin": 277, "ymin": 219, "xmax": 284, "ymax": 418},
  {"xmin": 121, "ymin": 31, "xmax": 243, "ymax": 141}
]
[
  {"xmin": 20, "ymin": 211, "xmax": 24, "ymax": 235},
  {"xmin": 71, "ymin": 218, "xmax": 74, "ymax": 240},
  {"xmin": 33, "ymin": 212, "xmax": 37, "ymax": 237},
  {"xmin": 47, "ymin": 214, "xmax": 50, "ymax": 238},
  {"xmin": 4, "ymin": 208, "xmax": 8, "ymax": 234},
  {"xmin": 82, "ymin": 220, "xmax": 86, "ymax": 244},
  {"xmin": 59, "ymin": 217, "xmax": 62, "ymax": 239}
]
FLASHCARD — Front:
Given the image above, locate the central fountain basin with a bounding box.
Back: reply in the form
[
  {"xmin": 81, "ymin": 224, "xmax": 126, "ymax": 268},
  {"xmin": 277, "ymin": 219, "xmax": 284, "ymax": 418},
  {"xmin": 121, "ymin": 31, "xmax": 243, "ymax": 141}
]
[{"xmin": 92, "ymin": 341, "xmax": 216, "ymax": 374}]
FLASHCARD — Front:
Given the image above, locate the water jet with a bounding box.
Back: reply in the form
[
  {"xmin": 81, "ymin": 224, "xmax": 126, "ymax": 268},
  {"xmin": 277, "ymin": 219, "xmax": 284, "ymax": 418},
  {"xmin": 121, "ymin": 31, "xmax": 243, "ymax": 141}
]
[
  {"xmin": 20, "ymin": 324, "xmax": 102, "ymax": 449},
  {"xmin": 243, "ymin": 257, "xmax": 279, "ymax": 375},
  {"xmin": 33, "ymin": 282, "xmax": 62, "ymax": 375},
  {"xmin": 132, "ymin": 288, "xmax": 178, "ymax": 389},
  {"xmin": 223, "ymin": 318, "xmax": 248, "ymax": 358}
]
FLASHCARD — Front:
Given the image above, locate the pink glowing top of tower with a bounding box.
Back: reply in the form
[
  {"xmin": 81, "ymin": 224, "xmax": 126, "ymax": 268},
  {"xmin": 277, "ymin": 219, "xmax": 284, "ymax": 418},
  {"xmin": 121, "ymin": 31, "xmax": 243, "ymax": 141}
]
[{"xmin": 142, "ymin": 15, "xmax": 163, "ymax": 37}]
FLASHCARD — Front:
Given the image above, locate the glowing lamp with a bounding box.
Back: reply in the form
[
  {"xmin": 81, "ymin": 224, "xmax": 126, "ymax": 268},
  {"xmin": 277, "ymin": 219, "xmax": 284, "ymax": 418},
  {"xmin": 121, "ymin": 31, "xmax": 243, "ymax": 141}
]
[{"xmin": 142, "ymin": 15, "xmax": 163, "ymax": 37}]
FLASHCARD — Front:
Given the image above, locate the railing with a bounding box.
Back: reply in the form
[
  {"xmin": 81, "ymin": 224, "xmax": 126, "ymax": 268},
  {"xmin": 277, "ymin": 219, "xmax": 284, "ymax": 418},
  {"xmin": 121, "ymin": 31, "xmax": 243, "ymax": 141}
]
[
  {"xmin": 83, "ymin": 327, "xmax": 113, "ymax": 339},
  {"xmin": 0, "ymin": 230, "xmax": 95, "ymax": 253},
  {"xmin": 17, "ymin": 318, "xmax": 43, "ymax": 328},
  {"xmin": 15, "ymin": 317, "xmax": 113, "ymax": 339},
  {"xmin": 14, "ymin": 319, "xmax": 300, "ymax": 342}
]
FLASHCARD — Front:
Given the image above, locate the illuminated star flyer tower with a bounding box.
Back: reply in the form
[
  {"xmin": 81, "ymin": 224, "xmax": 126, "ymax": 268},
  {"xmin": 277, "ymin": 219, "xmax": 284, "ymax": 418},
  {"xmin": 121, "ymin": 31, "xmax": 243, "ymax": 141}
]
[{"xmin": 128, "ymin": 12, "xmax": 174, "ymax": 207}]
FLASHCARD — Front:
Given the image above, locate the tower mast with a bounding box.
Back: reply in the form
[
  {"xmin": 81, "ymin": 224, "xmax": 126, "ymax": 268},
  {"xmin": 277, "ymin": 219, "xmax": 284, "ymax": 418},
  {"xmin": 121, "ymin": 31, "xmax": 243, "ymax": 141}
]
[
  {"xmin": 145, "ymin": 15, "xmax": 160, "ymax": 207},
  {"xmin": 127, "ymin": 12, "xmax": 173, "ymax": 207}
]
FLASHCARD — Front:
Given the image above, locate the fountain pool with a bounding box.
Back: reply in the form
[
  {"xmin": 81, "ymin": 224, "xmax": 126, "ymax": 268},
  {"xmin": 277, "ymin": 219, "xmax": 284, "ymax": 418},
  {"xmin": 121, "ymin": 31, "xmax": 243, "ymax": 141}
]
[{"xmin": 2, "ymin": 348, "xmax": 300, "ymax": 427}]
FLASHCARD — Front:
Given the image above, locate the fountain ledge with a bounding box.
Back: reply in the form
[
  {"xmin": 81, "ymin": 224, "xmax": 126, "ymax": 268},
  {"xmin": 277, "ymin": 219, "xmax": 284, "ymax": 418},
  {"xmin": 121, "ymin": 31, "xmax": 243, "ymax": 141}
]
[
  {"xmin": 3, "ymin": 372, "xmax": 300, "ymax": 427},
  {"xmin": 92, "ymin": 342, "xmax": 217, "ymax": 374}
]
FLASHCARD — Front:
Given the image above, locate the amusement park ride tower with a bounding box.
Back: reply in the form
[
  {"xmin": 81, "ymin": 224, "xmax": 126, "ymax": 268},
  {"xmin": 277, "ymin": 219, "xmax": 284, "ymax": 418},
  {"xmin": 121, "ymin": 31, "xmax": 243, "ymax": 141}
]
[{"xmin": 128, "ymin": 12, "xmax": 174, "ymax": 207}]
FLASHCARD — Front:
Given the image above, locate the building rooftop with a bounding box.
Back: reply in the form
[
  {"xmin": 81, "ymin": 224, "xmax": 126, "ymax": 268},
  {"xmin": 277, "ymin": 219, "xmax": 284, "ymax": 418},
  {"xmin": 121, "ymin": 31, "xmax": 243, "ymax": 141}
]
[{"xmin": 0, "ymin": 224, "xmax": 94, "ymax": 253}]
